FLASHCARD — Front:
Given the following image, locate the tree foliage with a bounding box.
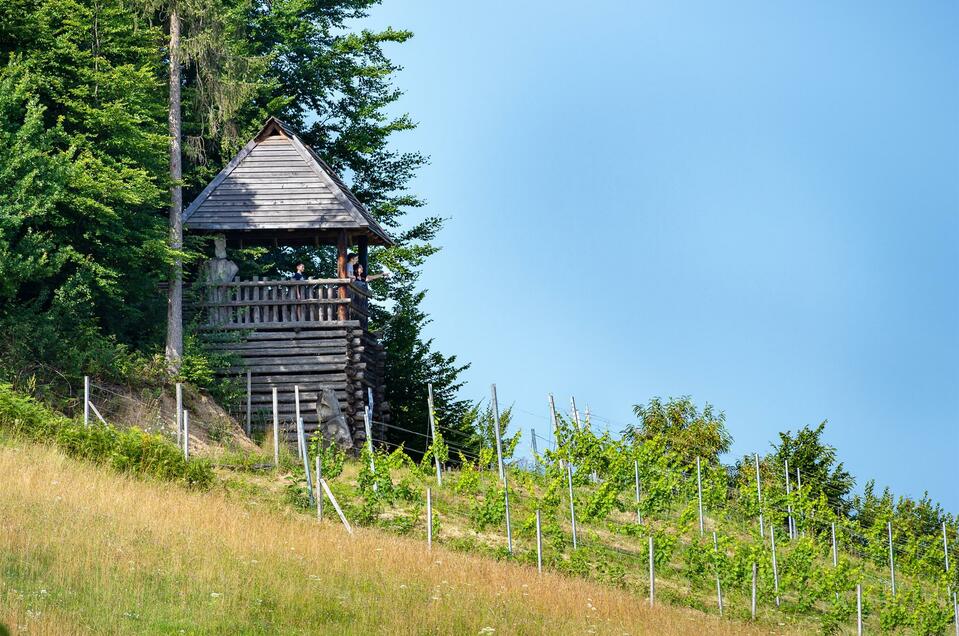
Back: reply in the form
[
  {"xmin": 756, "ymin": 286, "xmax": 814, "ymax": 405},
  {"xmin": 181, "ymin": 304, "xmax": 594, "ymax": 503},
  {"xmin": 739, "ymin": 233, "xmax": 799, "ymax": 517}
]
[
  {"xmin": 625, "ymin": 396, "xmax": 732, "ymax": 464},
  {"xmin": 770, "ymin": 420, "xmax": 855, "ymax": 514}
]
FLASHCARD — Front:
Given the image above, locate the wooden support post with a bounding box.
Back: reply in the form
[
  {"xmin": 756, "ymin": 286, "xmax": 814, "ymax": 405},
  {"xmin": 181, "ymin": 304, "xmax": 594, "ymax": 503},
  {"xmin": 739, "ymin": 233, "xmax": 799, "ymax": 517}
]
[
  {"xmin": 426, "ymin": 487, "xmax": 433, "ymax": 550},
  {"xmin": 648, "ymin": 536, "xmax": 655, "ymax": 607},
  {"xmin": 183, "ymin": 410, "xmax": 189, "ymax": 460},
  {"xmin": 175, "ymin": 382, "xmax": 183, "ymax": 446},
  {"xmin": 357, "ymin": 235, "xmax": 368, "ymax": 274},
  {"xmin": 272, "ymin": 387, "xmax": 279, "ymax": 468},
  {"xmin": 428, "ymin": 383, "xmax": 442, "ymax": 485},
  {"xmin": 754, "ymin": 453, "xmax": 764, "ymax": 539},
  {"xmin": 771, "ymin": 525, "xmax": 781, "ymax": 607},
  {"xmin": 245, "ymin": 370, "xmax": 252, "ymax": 436},
  {"xmin": 697, "ymin": 456, "xmax": 704, "ymax": 536},
  {"xmin": 491, "ymin": 384, "xmax": 504, "ymax": 482},
  {"xmin": 567, "ymin": 463, "xmax": 577, "ymax": 549},
  {"xmin": 336, "ymin": 230, "xmax": 348, "ymax": 321},
  {"xmin": 83, "ymin": 376, "xmax": 90, "ymax": 427}
]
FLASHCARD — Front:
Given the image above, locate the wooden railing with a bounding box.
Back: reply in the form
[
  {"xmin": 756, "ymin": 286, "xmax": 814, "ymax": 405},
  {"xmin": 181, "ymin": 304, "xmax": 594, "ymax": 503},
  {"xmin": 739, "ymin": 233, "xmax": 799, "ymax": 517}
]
[{"xmin": 193, "ymin": 278, "xmax": 370, "ymax": 328}]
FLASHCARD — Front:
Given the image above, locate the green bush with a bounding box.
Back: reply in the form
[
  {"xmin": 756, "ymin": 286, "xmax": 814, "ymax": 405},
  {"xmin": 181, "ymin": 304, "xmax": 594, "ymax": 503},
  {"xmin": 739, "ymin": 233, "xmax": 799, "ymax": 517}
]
[{"xmin": 0, "ymin": 383, "xmax": 214, "ymax": 489}]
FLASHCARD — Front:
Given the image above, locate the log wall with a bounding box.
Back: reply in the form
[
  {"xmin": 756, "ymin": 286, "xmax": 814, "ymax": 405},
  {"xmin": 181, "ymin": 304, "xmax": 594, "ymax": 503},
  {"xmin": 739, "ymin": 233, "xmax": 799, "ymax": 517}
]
[{"xmin": 204, "ymin": 321, "xmax": 387, "ymax": 447}]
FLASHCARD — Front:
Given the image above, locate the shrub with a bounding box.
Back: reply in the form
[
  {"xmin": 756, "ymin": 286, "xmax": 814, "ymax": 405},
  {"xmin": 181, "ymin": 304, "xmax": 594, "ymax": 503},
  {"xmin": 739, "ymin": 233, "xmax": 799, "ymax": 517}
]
[{"xmin": 0, "ymin": 383, "xmax": 214, "ymax": 489}]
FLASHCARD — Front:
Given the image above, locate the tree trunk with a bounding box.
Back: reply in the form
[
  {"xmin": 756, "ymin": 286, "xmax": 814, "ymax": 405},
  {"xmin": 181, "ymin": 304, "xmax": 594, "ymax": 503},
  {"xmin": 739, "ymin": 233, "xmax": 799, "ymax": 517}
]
[{"xmin": 165, "ymin": 5, "xmax": 183, "ymax": 371}]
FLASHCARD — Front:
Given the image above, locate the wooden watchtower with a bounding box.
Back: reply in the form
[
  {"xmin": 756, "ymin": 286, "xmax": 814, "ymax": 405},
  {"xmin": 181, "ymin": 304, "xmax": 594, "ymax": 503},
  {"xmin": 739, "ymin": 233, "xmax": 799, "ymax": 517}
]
[{"xmin": 183, "ymin": 117, "xmax": 391, "ymax": 445}]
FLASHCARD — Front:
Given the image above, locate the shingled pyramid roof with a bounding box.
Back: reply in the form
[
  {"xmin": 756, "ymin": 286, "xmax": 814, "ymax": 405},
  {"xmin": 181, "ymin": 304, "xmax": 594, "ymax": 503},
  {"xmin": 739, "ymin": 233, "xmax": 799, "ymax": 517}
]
[{"xmin": 183, "ymin": 117, "xmax": 393, "ymax": 246}]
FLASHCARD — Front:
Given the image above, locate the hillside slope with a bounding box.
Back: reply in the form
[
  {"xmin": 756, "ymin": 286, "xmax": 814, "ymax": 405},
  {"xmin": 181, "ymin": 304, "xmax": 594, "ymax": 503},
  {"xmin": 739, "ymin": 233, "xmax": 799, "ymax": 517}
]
[{"xmin": 0, "ymin": 442, "xmax": 780, "ymax": 635}]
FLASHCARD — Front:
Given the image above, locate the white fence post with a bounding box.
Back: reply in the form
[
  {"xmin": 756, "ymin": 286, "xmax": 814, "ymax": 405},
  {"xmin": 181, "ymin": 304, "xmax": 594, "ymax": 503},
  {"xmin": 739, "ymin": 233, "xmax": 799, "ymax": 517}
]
[
  {"xmin": 83, "ymin": 376, "xmax": 90, "ymax": 427},
  {"xmin": 315, "ymin": 453, "xmax": 323, "ymax": 521},
  {"xmin": 696, "ymin": 456, "xmax": 704, "ymax": 536},
  {"xmin": 713, "ymin": 531, "xmax": 723, "ymax": 616},
  {"xmin": 183, "ymin": 410, "xmax": 189, "ymax": 460},
  {"xmin": 320, "ymin": 479, "xmax": 352, "ymax": 534},
  {"xmin": 530, "ymin": 427, "xmax": 538, "ymax": 459},
  {"xmin": 952, "ymin": 591, "xmax": 957, "ymax": 636},
  {"xmin": 751, "ymin": 562, "xmax": 757, "ymax": 619},
  {"xmin": 294, "ymin": 385, "xmax": 302, "ymax": 458},
  {"xmin": 549, "ymin": 393, "xmax": 563, "ymax": 470},
  {"xmin": 427, "ymin": 383, "xmax": 442, "ymax": 485},
  {"xmin": 297, "ymin": 417, "xmax": 314, "ymax": 507},
  {"xmin": 648, "ymin": 536, "xmax": 655, "ymax": 608},
  {"xmin": 245, "ymin": 370, "xmax": 252, "ymax": 436},
  {"xmin": 771, "ymin": 525, "xmax": 781, "ymax": 607},
  {"xmin": 175, "ymin": 382, "xmax": 182, "ymax": 445},
  {"xmin": 857, "ymin": 584, "xmax": 863, "ymax": 636},
  {"xmin": 567, "ymin": 463, "xmax": 577, "ymax": 549},
  {"xmin": 426, "ymin": 487, "xmax": 433, "ymax": 550},
  {"xmin": 535, "ymin": 509, "xmax": 543, "ymax": 574},
  {"xmin": 888, "ymin": 521, "xmax": 896, "ymax": 596},
  {"xmin": 272, "ymin": 387, "xmax": 279, "ymax": 468},
  {"xmin": 832, "ymin": 522, "xmax": 839, "ymax": 567},
  {"xmin": 785, "ymin": 459, "xmax": 794, "ymax": 539},
  {"xmin": 491, "ymin": 384, "xmax": 504, "ymax": 482},
  {"xmin": 503, "ymin": 466, "xmax": 513, "ymax": 555},
  {"xmin": 634, "ymin": 459, "xmax": 642, "ymax": 525},
  {"xmin": 945, "ymin": 521, "xmax": 951, "ymax": 574},
  {"xmin": 754, "ymin": 453, "xmax": 764, "ymax": 538}
]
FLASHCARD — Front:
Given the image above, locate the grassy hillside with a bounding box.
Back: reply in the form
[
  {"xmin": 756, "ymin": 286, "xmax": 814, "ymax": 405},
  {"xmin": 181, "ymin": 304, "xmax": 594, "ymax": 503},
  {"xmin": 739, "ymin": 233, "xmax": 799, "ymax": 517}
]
[{"xmin": 0, "ymin": 442, "xmax": 777, "ymax": 635}]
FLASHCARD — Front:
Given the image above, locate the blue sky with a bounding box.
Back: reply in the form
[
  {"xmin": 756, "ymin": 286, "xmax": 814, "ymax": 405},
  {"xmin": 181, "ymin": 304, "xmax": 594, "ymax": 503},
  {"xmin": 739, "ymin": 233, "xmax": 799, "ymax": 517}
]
[{"xmin": 359, "ymin": 1, "xmax": 958, "ymax": 511}]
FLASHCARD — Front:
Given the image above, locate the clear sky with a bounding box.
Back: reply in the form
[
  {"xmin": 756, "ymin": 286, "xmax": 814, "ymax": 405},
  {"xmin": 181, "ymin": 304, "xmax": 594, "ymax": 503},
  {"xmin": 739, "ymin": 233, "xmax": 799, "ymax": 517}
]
[{"xmin": 359, "ymin": 1, "xmax": 959, "ymax": 511}]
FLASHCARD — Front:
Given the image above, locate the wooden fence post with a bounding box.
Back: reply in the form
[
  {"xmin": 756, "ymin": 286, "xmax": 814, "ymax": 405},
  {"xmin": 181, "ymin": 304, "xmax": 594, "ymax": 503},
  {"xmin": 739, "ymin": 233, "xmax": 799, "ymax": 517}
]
[
  {"xmin": 567, "ymin": 463, "xmax": 577, "ymax": 549},
  {"xmin": 491, "ymin": 384, "xmax": 504, "ymax": 483}
]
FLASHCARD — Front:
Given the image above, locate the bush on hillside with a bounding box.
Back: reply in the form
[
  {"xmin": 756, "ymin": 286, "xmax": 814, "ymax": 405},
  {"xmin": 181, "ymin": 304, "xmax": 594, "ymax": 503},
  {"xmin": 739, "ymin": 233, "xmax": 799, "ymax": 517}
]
[{"xmin": 0, "ymin": 383, "xmax": 214, "ymax": 489}]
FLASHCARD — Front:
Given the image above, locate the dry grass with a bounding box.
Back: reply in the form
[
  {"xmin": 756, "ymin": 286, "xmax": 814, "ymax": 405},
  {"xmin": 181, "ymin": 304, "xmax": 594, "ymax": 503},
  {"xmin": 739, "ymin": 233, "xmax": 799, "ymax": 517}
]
[{"xmin": 0, "ymin": 442, "xmax": 792, "ymax": 635}]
